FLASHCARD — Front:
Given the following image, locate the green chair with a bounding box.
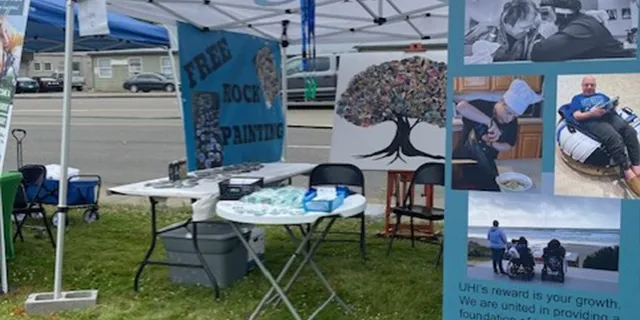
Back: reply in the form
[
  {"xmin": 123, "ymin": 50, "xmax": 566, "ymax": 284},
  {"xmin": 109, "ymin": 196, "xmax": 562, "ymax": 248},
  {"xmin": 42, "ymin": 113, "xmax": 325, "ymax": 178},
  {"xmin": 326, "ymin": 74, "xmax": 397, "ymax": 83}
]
[{"xmin": 0, "ymin": 172, "xmax": 23, "ymax": 261}]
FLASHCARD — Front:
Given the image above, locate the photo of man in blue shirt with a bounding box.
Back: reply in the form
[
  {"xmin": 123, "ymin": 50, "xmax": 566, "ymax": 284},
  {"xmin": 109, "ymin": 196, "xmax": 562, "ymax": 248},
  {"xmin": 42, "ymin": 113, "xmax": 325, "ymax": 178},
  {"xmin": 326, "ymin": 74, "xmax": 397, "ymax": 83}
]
[{"xmin": 566, "ymin": 75, "xmax": 640, "ymax": 194}]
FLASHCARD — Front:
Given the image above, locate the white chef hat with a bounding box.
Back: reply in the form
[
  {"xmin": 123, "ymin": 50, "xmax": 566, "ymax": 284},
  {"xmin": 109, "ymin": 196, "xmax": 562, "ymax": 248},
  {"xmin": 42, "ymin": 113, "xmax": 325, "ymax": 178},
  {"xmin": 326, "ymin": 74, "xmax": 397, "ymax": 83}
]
[{"xmin": 503, "ymin": 79, "xmax": 542, "ymax": 116}]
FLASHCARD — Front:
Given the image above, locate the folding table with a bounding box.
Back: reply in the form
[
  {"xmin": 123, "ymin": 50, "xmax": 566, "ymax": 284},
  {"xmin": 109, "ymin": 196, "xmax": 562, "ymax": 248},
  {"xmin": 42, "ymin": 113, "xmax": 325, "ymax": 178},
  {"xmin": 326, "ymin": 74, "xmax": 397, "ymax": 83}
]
[
  {"xmin": 107, "ymin": 162, "xmax": 317, "ymax": 299},
  {"xmin": 216, "ymin": 194, "xmax": 367, "ymax": 320}
]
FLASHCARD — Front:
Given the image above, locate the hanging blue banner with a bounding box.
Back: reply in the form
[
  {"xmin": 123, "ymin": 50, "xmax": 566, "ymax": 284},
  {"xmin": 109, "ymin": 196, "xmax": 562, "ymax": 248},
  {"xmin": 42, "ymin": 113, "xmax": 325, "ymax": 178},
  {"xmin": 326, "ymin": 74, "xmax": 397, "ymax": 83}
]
[{"xmin": 177, "ymin": 23, "xmax": 284, "ymax": 171}]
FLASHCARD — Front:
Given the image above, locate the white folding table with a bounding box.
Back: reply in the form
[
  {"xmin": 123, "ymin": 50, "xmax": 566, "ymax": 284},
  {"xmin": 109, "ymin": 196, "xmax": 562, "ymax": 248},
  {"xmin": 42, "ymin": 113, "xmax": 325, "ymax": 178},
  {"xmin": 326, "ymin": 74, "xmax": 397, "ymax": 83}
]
[
  {"xmin": 217, "ymin": 194, "xmax": 367, "ymax": 320},
  {"xmin": 107, "ymin": 162, "xmax": 317, "ymax": 299}
]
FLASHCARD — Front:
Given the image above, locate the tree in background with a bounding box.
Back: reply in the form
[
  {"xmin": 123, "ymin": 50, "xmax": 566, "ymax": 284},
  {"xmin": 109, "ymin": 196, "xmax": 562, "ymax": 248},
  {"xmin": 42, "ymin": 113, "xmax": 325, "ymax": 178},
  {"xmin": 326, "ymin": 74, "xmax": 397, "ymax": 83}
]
[
  {"xmin": 583, "ymin": 246, "xmax": 619, "ymax": 271},
  {"xmin": 335, "ymin": 56, "xmax": 447, "ymax": 164}
]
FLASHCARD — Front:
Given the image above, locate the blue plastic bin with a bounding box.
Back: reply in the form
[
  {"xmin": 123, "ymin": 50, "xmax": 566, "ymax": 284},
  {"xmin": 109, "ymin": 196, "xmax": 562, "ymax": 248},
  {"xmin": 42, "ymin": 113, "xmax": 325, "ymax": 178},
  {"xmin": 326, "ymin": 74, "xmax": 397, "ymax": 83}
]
[
  {"xmin": 26, "ymin": 179, "xmax": 98, "ymax": 205},
  {"xmin": 303, "ymin": 186, "xmax": 348, "ymax": 212}
]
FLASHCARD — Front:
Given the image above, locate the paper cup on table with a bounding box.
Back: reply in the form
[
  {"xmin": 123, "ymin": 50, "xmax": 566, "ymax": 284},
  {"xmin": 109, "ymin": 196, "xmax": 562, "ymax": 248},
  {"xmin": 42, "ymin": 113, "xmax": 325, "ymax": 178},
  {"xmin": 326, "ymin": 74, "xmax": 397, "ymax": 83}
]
[{"xmin": 495, "ymin": 172, "xmax": 533, "ymax": 192}]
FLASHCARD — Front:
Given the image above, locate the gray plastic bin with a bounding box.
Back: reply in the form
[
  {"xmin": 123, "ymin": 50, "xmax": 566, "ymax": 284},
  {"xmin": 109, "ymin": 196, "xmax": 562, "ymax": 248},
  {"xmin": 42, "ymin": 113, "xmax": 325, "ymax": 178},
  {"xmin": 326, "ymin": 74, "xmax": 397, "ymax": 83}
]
[{"xmin": 159, "ymin": 220, "xmax": 251, "ymax": 288}]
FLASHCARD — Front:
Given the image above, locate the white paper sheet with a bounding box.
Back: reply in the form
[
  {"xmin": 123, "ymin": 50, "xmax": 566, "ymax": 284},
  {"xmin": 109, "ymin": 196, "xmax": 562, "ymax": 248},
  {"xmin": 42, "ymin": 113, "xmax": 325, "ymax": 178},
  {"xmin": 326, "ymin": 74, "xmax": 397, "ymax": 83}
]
[
  {"xmin": 77, "ymin": 0, "xmax": 110, "ymax": 37},
  {"xmin": 314, "ymin": 187, "xmax": 337, "ymax": 201}
]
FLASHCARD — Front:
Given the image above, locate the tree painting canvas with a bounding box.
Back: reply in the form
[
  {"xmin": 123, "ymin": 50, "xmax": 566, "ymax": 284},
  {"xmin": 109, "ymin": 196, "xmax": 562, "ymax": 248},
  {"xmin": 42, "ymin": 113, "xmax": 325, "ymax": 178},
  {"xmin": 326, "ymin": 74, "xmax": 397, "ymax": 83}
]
[{"xmin": 329, "ymin": 51, "xmax": 448, "ymax": 171}]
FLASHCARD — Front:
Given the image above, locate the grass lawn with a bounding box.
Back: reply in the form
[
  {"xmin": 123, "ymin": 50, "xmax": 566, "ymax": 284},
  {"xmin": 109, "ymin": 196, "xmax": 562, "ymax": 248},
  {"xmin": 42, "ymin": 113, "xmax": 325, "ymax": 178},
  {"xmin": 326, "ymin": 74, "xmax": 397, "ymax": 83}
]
[{"xmin": 2, "ymin": 204, "xmax": 443, "ymax": 320}]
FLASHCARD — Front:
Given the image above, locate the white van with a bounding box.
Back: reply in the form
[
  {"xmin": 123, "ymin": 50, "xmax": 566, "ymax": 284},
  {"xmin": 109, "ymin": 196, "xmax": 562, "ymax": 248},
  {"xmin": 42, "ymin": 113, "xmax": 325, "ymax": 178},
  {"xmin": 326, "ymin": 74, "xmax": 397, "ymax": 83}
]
[{"xmin": 285, "ymin": 53, "xmax": 339, "ymax": 107}]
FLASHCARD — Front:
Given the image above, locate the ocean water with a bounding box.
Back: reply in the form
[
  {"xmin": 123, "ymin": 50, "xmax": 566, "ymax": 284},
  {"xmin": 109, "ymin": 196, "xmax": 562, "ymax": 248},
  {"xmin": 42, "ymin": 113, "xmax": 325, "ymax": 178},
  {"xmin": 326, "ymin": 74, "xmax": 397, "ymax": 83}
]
[{"xmin": 468, "ymin": 226, "xmax": 620, "ymax": 247}]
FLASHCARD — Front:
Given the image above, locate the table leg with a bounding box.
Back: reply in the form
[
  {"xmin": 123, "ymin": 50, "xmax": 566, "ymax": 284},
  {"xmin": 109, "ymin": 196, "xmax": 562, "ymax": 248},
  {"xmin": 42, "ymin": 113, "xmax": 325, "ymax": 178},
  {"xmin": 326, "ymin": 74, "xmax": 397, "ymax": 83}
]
[
  {"xmin": 229, "ymin": 221, "xmax": 309, "ymax": 320},
  {"xmin": 133, "ymin": 198, "xmax": 220, "ymax": 299},
  {"xmin": 133, "ymin": 197, "xmax": 159, "ymax": 292},
  {"xmin": 189, "ymin": 221, "xmax": 220, "ymax": 299},
  {"xmin": 267, "ymin": 218, "xmax": 352, "ymax": 315}
]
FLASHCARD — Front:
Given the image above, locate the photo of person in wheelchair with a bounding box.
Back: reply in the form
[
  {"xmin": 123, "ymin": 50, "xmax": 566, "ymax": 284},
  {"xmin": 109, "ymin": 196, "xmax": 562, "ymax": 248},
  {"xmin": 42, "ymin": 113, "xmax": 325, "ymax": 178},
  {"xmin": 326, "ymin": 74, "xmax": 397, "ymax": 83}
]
[
  {"xmin": 541, "ymin": 239, "xmax": 567, "ymax": 283},
  {"xmin": 506, "ymin": 236, "xmax": 536, "ymax": 281},
  {"xmin": 556, "ymin": 74, "xmax": 640, "ymax": 199}
]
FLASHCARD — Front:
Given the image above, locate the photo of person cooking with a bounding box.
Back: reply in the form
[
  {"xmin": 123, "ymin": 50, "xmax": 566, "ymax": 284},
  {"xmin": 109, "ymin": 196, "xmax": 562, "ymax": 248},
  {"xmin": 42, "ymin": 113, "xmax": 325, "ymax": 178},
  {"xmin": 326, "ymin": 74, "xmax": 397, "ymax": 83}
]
[{"xmin": 451, "ymin": 77, "xmax": 543, "ymax": 193}]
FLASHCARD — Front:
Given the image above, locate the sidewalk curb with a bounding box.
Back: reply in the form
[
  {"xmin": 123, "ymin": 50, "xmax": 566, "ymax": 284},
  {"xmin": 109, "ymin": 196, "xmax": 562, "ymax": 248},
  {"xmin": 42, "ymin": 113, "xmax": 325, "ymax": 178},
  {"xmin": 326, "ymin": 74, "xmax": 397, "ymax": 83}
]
[
  {"xmin": 14, "ymin": 93, "xmax": 176, "ymax": 99},
  {"xmin": 287, "ymin": 124, "xmax": 332, "ymax": 129}
]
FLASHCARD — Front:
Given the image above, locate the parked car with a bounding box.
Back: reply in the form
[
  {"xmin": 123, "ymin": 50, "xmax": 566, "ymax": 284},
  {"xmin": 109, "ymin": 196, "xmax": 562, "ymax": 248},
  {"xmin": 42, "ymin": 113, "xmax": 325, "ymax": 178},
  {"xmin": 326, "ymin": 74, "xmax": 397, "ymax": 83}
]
[
  {"xmin": 32, "ymin": 77, "xmax": 63, "ymax": 92},
  {"xmin": 164, "ymin": 74, "xmax": 182, "ymax": 92},
  {"xmin": 51, "ymin": 70, "xmax": 85, "ymax": 91},
  {"xmin": 15, "ymin": 77, "xmax": 39, "ymax": 93},
  {"xmin": 123, "ymin": 73, "xmax": 176, "ymax": 93},
  {"xmin": 285, "ymin": 53, "xmax": 339, "ymax": 107}
]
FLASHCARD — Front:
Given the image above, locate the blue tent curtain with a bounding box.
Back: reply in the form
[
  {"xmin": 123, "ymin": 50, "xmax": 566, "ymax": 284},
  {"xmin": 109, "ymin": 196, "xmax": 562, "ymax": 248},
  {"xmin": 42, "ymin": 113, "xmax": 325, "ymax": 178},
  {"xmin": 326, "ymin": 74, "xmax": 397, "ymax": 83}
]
[{"xmin": 24, "ymin": 0, "xmax": 170, "ymax": 52}]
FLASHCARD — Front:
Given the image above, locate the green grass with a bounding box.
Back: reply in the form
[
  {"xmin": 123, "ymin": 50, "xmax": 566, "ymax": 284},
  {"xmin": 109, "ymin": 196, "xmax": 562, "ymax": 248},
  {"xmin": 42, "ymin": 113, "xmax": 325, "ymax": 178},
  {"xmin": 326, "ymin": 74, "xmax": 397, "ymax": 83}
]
[{"xmin": 2, "ymin": 205, "xmax": 443, "ymax": 320}]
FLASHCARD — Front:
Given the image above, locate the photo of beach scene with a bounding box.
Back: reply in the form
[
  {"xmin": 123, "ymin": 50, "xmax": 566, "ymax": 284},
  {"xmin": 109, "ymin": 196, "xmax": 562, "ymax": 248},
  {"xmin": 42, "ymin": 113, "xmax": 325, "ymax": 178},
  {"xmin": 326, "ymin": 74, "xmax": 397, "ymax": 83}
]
[{"xmin": 466, "ymin": 192, "xmax": 619, "ymax": 293}]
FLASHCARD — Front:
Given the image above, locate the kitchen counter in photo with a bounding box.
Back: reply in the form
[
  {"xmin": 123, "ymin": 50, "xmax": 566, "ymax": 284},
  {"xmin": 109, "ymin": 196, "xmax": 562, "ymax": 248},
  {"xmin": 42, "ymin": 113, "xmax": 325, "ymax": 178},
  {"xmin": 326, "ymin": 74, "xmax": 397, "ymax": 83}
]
[
  {"xmin": 495, "ymin": 158, "xmax": 542, "ymax": 193},
  {"xmin": 452, "ymin": 117, "xmax": 542, "ymax": 131}
]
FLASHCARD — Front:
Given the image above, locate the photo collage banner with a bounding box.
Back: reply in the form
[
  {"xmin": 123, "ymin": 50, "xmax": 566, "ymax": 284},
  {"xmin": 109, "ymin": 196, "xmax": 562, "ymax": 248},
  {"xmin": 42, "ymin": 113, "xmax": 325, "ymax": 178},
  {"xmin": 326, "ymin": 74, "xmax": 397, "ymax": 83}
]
[{"xmin": 443, "ymin": 1, "xmax": 640, "ymax": 319}]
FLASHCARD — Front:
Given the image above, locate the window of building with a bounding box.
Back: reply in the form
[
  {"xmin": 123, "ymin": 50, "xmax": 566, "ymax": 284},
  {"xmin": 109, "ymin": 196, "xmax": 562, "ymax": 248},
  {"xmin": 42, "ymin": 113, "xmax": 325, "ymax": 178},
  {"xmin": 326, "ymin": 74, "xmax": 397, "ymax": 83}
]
[
  {"xmin": 97, "ymin": 58, "xmax": 112, "ymax": 78},
  {"xmin": 128, "ymin": 57, "xmax": 143, "ymax": 75},
  {"xmin": 72, "ymin": 61, "xmax": 81, "ymax": 72},
  {"xmin": 160, "ymin": 57, "xmax": 173, "ymax": 76},
  {"xmin": 43, "ymin": 62, "xmax": 52, "ymax": 71},
  {"xmin": 33, "ymin": 62, "xmax": 41, "ymax": 71}
]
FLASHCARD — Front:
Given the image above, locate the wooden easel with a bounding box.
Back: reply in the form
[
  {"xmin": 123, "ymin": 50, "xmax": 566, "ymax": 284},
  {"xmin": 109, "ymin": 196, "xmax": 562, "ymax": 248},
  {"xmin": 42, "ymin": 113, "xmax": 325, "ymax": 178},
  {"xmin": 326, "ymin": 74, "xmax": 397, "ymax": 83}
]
[
  {"xmin": 378, "ymin": 170, "xmax": 434, "ymax": 238},
  {"xmin": 378, "ymin": 159, "xmax": 476, "ymax": 239},
  {"xmin": 405, "ymin": 42, "xmax": 426, "ymax": 53}
]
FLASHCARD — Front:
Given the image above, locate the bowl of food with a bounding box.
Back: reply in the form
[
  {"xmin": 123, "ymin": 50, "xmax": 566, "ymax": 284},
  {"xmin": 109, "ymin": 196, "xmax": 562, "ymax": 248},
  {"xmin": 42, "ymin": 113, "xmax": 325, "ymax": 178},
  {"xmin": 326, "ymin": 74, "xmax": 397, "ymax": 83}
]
[{"xmin": 495, "ymin": 172, "xmax": 533, "ymax": 192}]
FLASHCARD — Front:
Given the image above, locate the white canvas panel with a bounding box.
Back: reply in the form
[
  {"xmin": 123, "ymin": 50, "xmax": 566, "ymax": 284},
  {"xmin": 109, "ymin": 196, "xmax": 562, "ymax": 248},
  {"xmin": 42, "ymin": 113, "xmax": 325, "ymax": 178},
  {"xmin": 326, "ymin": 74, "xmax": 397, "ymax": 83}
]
[{"xmin": 329, "ymin": 51, "xmax": 448, "ymax": 171}]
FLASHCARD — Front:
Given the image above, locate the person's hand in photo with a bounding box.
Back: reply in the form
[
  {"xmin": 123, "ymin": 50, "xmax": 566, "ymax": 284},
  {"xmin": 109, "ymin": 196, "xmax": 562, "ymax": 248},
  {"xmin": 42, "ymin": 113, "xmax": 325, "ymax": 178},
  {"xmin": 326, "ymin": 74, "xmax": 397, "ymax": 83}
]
[
  {"xmin": 487, "ymin": 121, "xmax": 502, "ymax": 142},
  {"xmin": 589, "ymin": 107, "xmax": 607, "ymax": 118},
  {"xmin": 537, "ymin": 20, "xmax": 558, "ymax": 39}
]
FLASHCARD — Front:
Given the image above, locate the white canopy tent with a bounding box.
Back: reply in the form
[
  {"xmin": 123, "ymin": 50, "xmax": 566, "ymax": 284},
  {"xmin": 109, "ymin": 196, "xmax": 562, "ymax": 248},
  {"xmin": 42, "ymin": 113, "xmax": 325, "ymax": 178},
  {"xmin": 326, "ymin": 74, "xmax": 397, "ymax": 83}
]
[
  {"xmin": 104, "ymin": 0, "xmax": 449, "ymax": 160},
  {"xmin": 104, "ymin": 0, "xmax": 449, "ymax": 44},
  {"xmin": 27, "ymin": 0, "xmax": 450, "ymax": 315},
  {"xmin": 25, "ymin": 0, "xmax": 450, "ymax": 315}
]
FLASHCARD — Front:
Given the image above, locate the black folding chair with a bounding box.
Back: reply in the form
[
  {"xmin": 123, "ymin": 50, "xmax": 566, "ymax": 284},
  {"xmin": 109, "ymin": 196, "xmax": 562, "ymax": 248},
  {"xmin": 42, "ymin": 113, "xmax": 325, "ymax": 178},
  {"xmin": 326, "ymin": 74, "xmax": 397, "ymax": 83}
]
[
  {"xmin": 386, "ymin": 162, "xmax": 444, "ymax": 267},
  {"xmin": 308, "ymin": 163, "xmax": 367, "ymax": 260},
  {"xmin": 13, "ymin": 164, "xmax": 55, "ymax": 248}
]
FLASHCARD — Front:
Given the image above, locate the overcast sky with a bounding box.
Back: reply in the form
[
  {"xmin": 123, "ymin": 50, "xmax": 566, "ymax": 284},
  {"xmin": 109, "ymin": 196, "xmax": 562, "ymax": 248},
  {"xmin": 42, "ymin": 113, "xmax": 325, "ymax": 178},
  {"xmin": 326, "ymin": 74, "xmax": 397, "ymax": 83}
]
[{"xmin": 468, "ymin": 192, "xmax": 620, "ymax": 230}]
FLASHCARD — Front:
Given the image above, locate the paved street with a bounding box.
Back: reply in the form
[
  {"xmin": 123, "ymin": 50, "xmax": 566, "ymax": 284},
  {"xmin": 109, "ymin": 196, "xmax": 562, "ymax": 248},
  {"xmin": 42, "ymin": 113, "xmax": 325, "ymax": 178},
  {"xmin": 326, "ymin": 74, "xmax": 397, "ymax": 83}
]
[{"xmin": 7, "ymin": 96, "xmax": 444, "ymax": 206}]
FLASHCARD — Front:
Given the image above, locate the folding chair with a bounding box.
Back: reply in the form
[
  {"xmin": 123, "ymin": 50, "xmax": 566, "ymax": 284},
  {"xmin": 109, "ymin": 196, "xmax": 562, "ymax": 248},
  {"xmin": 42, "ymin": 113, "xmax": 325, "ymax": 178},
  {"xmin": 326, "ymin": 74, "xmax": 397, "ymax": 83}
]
[
  {"xmin": 308, "ymin": 163, "xmax": 367, "ymax": 260},
  {"xmin": 13, "ymin": 164, "xmax": 55, "ymax": 248},
  {"xmin": 386, "ymin": 162, "xmax": 444, "ymax": 267}
]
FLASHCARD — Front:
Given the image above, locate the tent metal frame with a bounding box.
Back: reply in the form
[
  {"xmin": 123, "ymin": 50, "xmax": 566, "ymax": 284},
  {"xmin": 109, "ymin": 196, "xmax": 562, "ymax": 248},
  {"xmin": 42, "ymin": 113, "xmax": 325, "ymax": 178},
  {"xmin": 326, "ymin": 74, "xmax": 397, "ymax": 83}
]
[
  {"xmin": 24, "ymin": 34, "xmax": 164, "ymax": 52},
  {"xmin": 106, "ymin": 0, "xmax": 448, "ymax": 43}
]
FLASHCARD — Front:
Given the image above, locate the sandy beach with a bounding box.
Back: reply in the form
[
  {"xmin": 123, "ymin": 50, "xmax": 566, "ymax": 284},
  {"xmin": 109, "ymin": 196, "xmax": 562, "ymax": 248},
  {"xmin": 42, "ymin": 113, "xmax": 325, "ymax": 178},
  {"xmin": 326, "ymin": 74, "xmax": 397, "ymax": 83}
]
[{"xmin": 467, "ymin": 237, "xmax": 609, "ymax": 268}]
